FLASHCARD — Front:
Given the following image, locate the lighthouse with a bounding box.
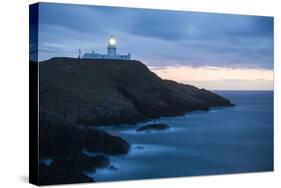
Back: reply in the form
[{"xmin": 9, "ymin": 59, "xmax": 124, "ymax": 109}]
[
  {"xmin": 82, "ymin": 36, "xmax": 131, "ymax": 60},
  {"xmin": 107, "ymin": 36, "xmax": 117, "ymax": 57}
]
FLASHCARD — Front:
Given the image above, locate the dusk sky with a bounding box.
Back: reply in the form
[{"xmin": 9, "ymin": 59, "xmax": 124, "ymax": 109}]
[{"xmin": 37, "ymin": 2, "xmax": 274, "ymax": 90}]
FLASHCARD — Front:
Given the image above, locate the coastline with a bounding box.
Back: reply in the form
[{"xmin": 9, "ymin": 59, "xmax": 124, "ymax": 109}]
[
  {"xmin": 88, "ymin": 91, "xmax": 273, "ymax": 181},
  {"xmin": 37, "ymin": 57, "xmax": 235, "ymax": 184}
]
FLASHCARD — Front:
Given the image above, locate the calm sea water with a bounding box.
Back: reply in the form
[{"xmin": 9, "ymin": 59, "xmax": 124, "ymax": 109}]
[{"xmin": 87, "ymin": 91, "xmax": 274, "ymax": 181}]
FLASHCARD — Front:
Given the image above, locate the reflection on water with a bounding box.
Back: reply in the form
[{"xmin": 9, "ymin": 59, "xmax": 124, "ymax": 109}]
[{"xmin": 88, "ymin": 91, "xmax": 273, "ymax": 182}]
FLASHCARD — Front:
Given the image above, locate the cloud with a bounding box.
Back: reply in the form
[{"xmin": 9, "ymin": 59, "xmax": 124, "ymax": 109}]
[
  {"xmin": 186, "ymin": 79, "xmax": 273, "ymax": 91},
  {"xmin": 150, "ymin": 65, "xmax": 273, "ymax": 81},
  {"xmin": 150, "ymin": 65, "xmax": 273, "ymax": 90},
  {"xmin": 37, "ymin": 2, "xmax": 273, "ymax": 70}
]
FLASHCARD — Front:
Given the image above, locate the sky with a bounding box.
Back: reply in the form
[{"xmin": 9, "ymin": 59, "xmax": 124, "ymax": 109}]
[{"xmin": 35, "ymin": 2, "xmax": 274, "ymax": 90}]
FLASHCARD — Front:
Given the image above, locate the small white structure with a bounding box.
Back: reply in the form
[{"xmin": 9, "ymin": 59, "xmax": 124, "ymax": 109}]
[{"xmin": 82, "ymin": 36, "xmax": 131, "ymax": 60}]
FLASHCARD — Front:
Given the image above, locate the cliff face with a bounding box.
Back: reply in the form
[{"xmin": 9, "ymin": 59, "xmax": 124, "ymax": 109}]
[
  {"xmin": 39, "ymin": 57, "xmax": 233, "ymax": 126},
  {"xmin": 37, "ymin": 57, "xmax": 234, "ymax": 184}
]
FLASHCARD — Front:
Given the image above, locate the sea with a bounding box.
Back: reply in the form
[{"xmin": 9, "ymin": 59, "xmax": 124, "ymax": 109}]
[{"xmin": 87, "ymin": 91, "xmax": 274, "ymax": 182}]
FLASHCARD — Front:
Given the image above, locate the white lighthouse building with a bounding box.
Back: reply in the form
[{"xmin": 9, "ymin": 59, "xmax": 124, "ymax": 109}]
[{"xmin": 82, "ymin": 36, "xmax": 131, "ymax": 60}]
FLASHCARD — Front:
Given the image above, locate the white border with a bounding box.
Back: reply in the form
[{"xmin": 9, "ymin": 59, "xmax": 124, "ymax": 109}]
[{"xmin": 0, "ymin": 0, "xmax": 280, "ymax": 187}]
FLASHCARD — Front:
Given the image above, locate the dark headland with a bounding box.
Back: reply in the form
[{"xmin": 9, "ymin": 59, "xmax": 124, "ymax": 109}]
[
  {"xmin": 37, "ymin": 57, "xmax": 234, "ymax": 185},
  {"xmin": 39, "ymin": 57, "xmax": 234, "ymax": 126}
]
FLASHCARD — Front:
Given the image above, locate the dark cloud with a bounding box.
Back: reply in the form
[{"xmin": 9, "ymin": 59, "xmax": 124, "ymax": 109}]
[
  {"xmin": 128, "ymin": 10, "xmax": 188, "ymax": 40},
  {"xmin": 37, "ymin": 2, "xmax": 273, "ymax": 69}
]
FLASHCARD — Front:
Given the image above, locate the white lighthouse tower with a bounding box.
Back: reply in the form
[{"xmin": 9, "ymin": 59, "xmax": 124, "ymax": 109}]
[
  {"xmin": 82, "ymin": 36, "xmax": 131, "ymax": 60},
  {"xmin": 107, "ymin": 36, "xmax": 117, "ymax": 57}
]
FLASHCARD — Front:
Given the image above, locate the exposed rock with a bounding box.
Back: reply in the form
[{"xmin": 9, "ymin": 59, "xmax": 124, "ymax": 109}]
[
  {"xmin": 83, "ymin": 128, "xmax": 130, "ymax": 155},
  {"xmin": 135, "ymin": 145, "xmax": 144, "ymax": 149},
  {"xmin": 39, "ymin": 162, "xmax": 94, "ymax": 185},
  {"xmin": 39, "ymin": 121, "xmax": 130, "ymax": 158},
  {"xmin": 37, "ymin": 57, "xmax": 235, "ymax": 185},
  {"xmin": 38, "ymin": 154, "xmax": 110, "ymax": 185},
  {"xmin": 39, "ymin": 57, "xmax": 234, "ymax": 127},
  {"xmin": 108, "ymin": 165, "xmax": 118, "ymax": 171},
  {"xmin": 136, "ymin": 123, "xmax": 170, "ymax": 132},
  {"xmin": 51, "ymin": 154, "xmax": 97, "ymax": 172},
  {"xmin": 88, "ymin": 155, "xmax": 110, "ymax": 168}
]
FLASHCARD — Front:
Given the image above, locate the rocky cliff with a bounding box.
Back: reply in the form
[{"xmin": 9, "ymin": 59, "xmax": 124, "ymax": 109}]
[
  {"xmin": 39, "ymin": 57, "xmax": 234, "ymax": 127},
  {"xmin": 37, "ymin": 57, "xmax": 234, "ymax": 184}
]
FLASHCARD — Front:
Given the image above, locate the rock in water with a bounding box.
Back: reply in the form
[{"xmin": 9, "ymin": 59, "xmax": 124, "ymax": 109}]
[
  {"xmin": 38, "ymin": 162, "xmax": 95, "ymax": 185},
  {"xmin": 51, "ymin": 154, "xmax": 97, "ymax": 172},
  {"xmin": 83, "ymin": 127, "xmax": 130, "ymax": 155},
  {"xmin": 50, "ymin": 153, "xmax": 110, "ymax": 171},
  {"xmin": 89, "ymin": 155, "xmax": 110, "ymax": 168},
  {"xmin": 38, "ymin": 154, "xmax": 110, "ymax": 185},
  {"xmin": 108, "ymin": 165, "xmax": 118, "ymax": 171},
  {"xmin": 39, "ymin": 121, "xmax": 130, "ymax": 158},
  {"xmin": 137, "ymin": 123, "xmax": 170, "ymax": 132}
]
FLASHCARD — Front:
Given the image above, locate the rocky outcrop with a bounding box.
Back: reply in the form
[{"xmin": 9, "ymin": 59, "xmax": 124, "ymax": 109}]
[
  {"xmin": 38, "ymin": 153, "xmax": 111, "ymax": 185},
  {"xmin": 137, "ymin": 123, "xmax": 170, "ymax": 132},
  {"xmin": 37, "ymin": 57, "xmax": 235, "ymax": 184},
  {"xmin": 39, "ymin": 57, "xmax": 234, "ymax": 127},
  {"xmin": 39, "ymin": 162, "xmax": 94, "ymax": 185},
  {"xmin": 52, "ymin": 154, "xmax": 101, "ymax": 172},
  {"xmin": 88, "ymin": 155, "xmax": 110, "ymax": 168},
  {"xmin": 39, "ymin": 116, "xmax": 130, "ymax": 158}
]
